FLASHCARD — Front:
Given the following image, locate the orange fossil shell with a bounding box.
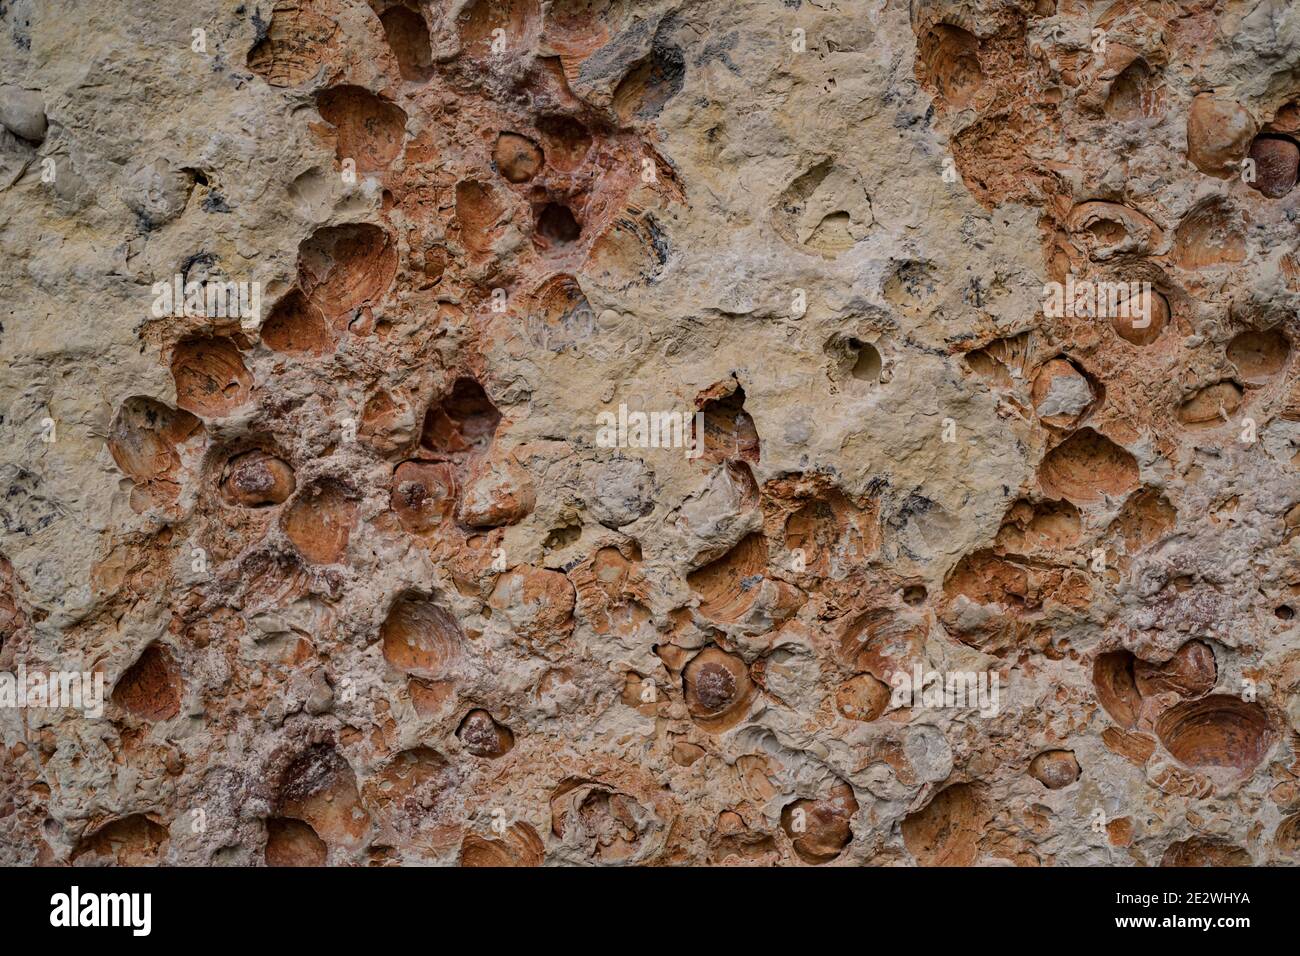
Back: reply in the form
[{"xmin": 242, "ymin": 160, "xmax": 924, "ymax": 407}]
[
  {"xmin": 1038, "ymin": 429, "xmax": 1139, "ymax": 504},
  {"xmin": 170, "ymin": 337, "xmax": 252, "ymax": 417},
  {"xmin": 274, "ymin": 745, "xmax": 369, "ymax": 850},
  {"xmin": 1154, "ymin": 695, "xmax": 1276, "ymax": 777},
  {"xmin": 493, "ymin": 132, "xmax": 543, "ymax": 183},
  {"xmin": 112, "ymin": 643, "xmax": 182, "ymax": 722},
  {"xmin": 682, "ymin": 646, "xmax": 755, "ymax": 732},
  {"xmin": 72, "ymin": 815, "xmax": 169, "ymax": 866},
  {"xmin": 780, "ymin": 781, "xmax": 858, "ymax": 864},
  {"xmin": 901, "ymin": 783, "xmax": 984, "ymax": 867},
  {"xmin": 261, "ymin": 289, "xmax": 331, "ymax": 355},
  {"xmin": 835, "ymin": 673, "xmax": 891, "ymax": 722},
  {"xmin": 1028, "ymin": 750, "xmax": 1080, "ymax": 789},
  {"xmin": 457, "ymin": 709, "xmax": 515, "ymax": 758},
  {"xmin": 460, "ymin": 822, "xmax": 545, "ymax": 867},
  {"xmin": 379, "ymin": 592, "xmax": 463, "ymax": 679},
  {"xmin": 281, "ymin": 481, "xmax": 357, "ymax": 564},
  {"xmin": 1094, "ymin": 650, "xmax": 1142, "ymax": 728},
  {"xmin": 265, "ymin": 818, "xmax": 327, "ymax": 867},
  {"xmin": 297, "ymin": 223, "xmax": 397, "ymax": 323},
  {"xmin": 390, "ymin": 461, "xmax": 456, "ymax": 533},
  {"xmin": 220, "ymin": 450, "xmax": 296, "ymax": 507},
  {"xmin": 315, "ymin": 86, "xmax": 406, "ymax": 173},
  {"xmin": 246, "ymin": 0, "xmax": 340, "ymax": 88},
  {"xmin": 1186, "ymin": 94, "xmax": 1255, "ymax": 178}
]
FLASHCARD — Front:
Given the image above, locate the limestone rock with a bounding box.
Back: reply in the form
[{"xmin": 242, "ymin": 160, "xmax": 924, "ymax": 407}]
[{"xmin": 2, "ymin": 0, "xmax": 1299, "ymax": 872}]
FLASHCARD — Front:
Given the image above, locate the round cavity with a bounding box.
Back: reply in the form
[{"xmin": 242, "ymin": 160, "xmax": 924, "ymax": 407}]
[
  {"xmin": 1154, "ymin": 694, "xmax": 1275, "ymax": 776},
  {"xmin": 537, "ymin": 202, "xmax": 581, "ymax": 244},
  {"xmin": 850, "ymin": 340, "xmax": 882, "ymax": 382}
]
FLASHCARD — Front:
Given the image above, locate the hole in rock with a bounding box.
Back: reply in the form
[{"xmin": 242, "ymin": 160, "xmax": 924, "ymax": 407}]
[
  {"xmin": 917, "ymin": 24, "xmax": 983, "ymax": 109},
  {"xmin": 537, "ymin": 115, "xmax": 592, "ymax": 170},
  {"xmin": 963, "ymin": 332, "xmax": 1028, "ymax": 385},
  {"xmin": 1177, "ymin": 380, "xmax": 1243, "ymax": 429},
  {"xmin": 315, "ymin": 86, "xmax": 407, "ymax": 172},
  {"xmin": 536, "ymin": 202, "xmax": 582, "ymax": 245},
  {"xmin": 1107, "ymin": 487, "xmax": 1177, "ymax": 556},
  {"xmin": 1030, "ymin": 356, "xmax": 1098, "ymax": 428},
  {"xmin": 460, "ymin": 821, "xmax": 546, "ymax": 867},
  {"xmin": 541, "ymin": 0, "xmax": 613, "ymax": 58},
  {"xmin": 543, "ymin": 523, "xmax": 582, "ymax": 552},
  {"xmin": 457, "ymin": 0, "xmax": 539, "ymax": 59},
  {"xmin": 1093, "ymin": 650, "xmax": 1141, "ymax": 728},
  {"xmin": 807, "ymin": 211, "xmax": 856, "ymax": 254},
  {"xmin": 849, "ymin": 339, "xmax": 881, "ymax": 382},
  {"xmin": 1172, "ymin": 199, "xmax": 1246, "ymax": 270},
  {"xmin": 838, "ymin": 608, "xmax": 928, "ymax": 678},
  {"xmin": 779, "ymin": 781, "xmax": 857, "ymax": 864},
  {"xmin": 246, "ymin": 1, "xmax": 338, "ymax": 87},
  {"xmin": 1154, "ymin": 694, "xmax": 1275, "ymax": 776},
  {"xmin": 695, "ymin": 385, "xmax": 760, "ymax": 464},
  {"xmin": 995, "ymin": 498, "xmax": 1082, "ymax": 553},
  {"xmin": 457, "ymin": 709, "xmax": 515, "ymax": 758},
  {"xmin": 1161, "ymin": 838, "xmax": 1252, "ymax": 867},
  {"xmin": 1104, "ymin": 58, "xmax": 1163, "ymax": 121},
  {"xmin": 420, "ymin": 378, "xmax": 501, "ymax": 463},
  {"xmin": 901, "ymin": 783, "xmax": 983, "ymax": 866},
  {"xmin": 687, "ymin": 533, "xmax": 768, "ymax": 623},
  {"xmin": 782, "ymin": 487, "xmax": 874, "ymax": 576},
  {"xmin": 377, "ymin": 4, "xmax": 433, "ymax": 81},
  {"xmin": 585, "ymin": 208, "xmax": 668, "ymax": 287},
  {"xmin": 274, "ymin": 743, "xmax": 369, "ymax": 848},
  {"xmin": 943, "ymin": 549, "xmax": 1030, "ymax": 611},
  {"xmin": 109, "ymin": 397, "xmax": 201, "ymax": 486},
  {"xmin": 1276, "ymin": 815, "xmax": 1300, "ymax": 855},
  {"xmin": 612, "ymin": 39, "xmax": 686, "ymax": 123},
  {"xmin": 454, "ymin": 180, "xmax": 504, "ymax": 257},
  {"xmin": 73, "ymin": 815, "xmax": 169, "ymax": 865},
  {"xmin": 1133, "ymin": 640, "xmax": 1216, "ymax": 699}
]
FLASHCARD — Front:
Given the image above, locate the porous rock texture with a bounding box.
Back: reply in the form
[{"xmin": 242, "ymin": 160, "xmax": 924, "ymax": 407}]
[{"xmin": 2, "ymin": 0, "xmax": 1300, "ymax": 867}]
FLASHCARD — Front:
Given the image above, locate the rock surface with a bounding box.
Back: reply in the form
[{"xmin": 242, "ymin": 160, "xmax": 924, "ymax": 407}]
[{"xmin": 1, "ymin": 0, "xmax": 1300, "ymax": 867}]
